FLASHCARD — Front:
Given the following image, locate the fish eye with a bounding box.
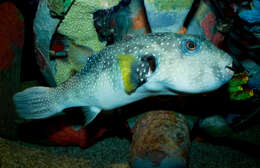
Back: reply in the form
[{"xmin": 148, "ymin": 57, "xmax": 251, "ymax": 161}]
[
  {"xmin": 186, "ymin": 40, "xmax": 196, "ymax": 50},
  {"xmin": 181, "ymin": 39, "xmax": 200, "ymax": 55}
]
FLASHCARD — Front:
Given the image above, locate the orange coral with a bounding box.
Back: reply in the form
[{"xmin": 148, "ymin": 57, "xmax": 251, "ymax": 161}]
[
  {"xmin": 44, "ymin": 116, "xmax": 109, "ymax": 148},
  {"xmin": 47, "ymin": 125, "xmax": 89, "ymax": 148}
]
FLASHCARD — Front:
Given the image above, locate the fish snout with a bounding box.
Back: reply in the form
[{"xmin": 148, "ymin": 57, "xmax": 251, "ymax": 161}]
[{"xmin": 225, "ymin": 62, "xmax": 241, "ymax": 74}]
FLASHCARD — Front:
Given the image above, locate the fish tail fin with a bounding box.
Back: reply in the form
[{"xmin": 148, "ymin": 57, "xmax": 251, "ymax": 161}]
[{"xmin": 13, "ymin": 86, "xmax": 63, "ymax": 119}]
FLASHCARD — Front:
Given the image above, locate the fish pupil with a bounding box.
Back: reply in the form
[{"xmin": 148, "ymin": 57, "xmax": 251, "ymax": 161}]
[{"xmin": 186, "ymin": 41, "xmax": 196, "ymax": 50}]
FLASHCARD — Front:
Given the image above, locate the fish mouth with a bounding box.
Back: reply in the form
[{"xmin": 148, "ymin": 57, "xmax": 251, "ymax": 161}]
[
  {"xmin": 225, "ymin": 61, "xmax": 244, "ymax": 74},
  {"xmin": 225, "ymin": 62, "xmax": 237, "ymax": 76},
  {"xmin": 226, "ymin": 65, "xmax": 235, "ymax": 72}
]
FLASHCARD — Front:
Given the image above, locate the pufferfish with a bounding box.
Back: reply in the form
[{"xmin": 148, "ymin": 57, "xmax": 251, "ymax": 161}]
[{"xmin": 13, "ymin": 32, "xmax": 234, "ymax": 126}]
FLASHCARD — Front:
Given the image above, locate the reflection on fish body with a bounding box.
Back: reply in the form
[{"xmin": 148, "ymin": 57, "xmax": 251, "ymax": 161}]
[{"xmin": 13, "ymin": 32, "xmax": 234, "ymax": 126}]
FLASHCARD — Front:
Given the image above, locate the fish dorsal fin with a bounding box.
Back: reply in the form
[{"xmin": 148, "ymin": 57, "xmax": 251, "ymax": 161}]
[{"xmin": 118, "ymin": 54, "xmax": 157, "ymax": 95}]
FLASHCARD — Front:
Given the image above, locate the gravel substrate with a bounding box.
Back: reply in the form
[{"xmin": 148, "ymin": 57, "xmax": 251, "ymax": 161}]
[
  {"xmin": 1, "ymin": 134, "xmax": 259, "ymax": 168},
  {"xmin": 190, "ymin": 141, "xmax": 260, "ymax": 168}
]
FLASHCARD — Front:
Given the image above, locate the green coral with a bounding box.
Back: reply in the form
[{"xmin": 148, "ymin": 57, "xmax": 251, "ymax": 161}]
[
  {"xmin": 64, "ymin": 0, "xmax": 73, "ymax": 11},
  {"xmin": 228, "ymin": 72, "xmax": 254, "ymax": 101},
  {"xmin": 54, "ymin": 57, "xmax": 84, "ymax": 85},
  {"xmin": 57, "ymin": 0, "xmax": 121, "ymax": 52},
  {"xmin": 52, "ymin": 0, "xmax": 120, "ymax": 84}
]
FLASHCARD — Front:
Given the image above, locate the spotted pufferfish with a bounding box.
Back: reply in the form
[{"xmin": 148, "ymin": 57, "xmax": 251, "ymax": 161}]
[{"xmin": 13, "ymin": 32, "xmax": 234, "ymax": 126}]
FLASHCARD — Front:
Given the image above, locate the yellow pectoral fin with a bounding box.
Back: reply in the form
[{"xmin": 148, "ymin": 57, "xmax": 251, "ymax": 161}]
[{"xmin": 118, "ymin": 54, "xmax": 139, "ymax": 94}]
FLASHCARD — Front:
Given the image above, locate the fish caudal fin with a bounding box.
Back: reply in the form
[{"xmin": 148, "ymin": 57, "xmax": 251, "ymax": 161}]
[{"xmin": 13, "ymin": 87, "xmax": 63, "ymax": 119}]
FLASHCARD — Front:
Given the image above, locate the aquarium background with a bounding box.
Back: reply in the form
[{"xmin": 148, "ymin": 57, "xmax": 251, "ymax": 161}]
[{"xmin": 0, "ymin": 0, "xmax": 259, "ymax": 167}]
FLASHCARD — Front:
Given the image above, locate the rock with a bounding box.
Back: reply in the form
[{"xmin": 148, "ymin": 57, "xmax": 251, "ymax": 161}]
[
  {"xmin": 94, "ymin": 0, "xmax": 150, "ymax": 45},
  {"xmin": 238, "ymin": 0, "xmax": 260, "ymax": 24},
  {"xmin": 241, "ymin": 59, "xmax": 260, "ymax": 91},
  {"xmin": 241, "ymin": 59, "xmax": 260, "ymax": 76},
  {"xmin": 130, "ymin": 111, "xmax": 191, "ymax": 168},
  {"xmin": 129, "ymin": 0, "xmax": 150, "ymax": 34},
  {"xmin": 238, "ymin": 0, "xmax": 260, "ymax": 39},
  {"xmin": 34, "ymin": 0, "xmax": 62, "ymax": 86},
  {"xmin": 248, "ymin": 74, "xmax": 260, "ymax": 91},
  {"xmin": 198, "ymin": 115, "xmax": 233, "ymax": 138},
  {"xmin": 144, "ymin": 0, "xmax": 202, "ymax": 34},
  {"xmin": 144, "ymin": 0, "xmax": 225, "ymax": 47}
]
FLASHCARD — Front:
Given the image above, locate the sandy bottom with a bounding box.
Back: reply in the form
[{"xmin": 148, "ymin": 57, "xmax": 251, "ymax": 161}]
[{"xmin": 1, "ymin": 132, "xmax": 260, "ymax": 168}]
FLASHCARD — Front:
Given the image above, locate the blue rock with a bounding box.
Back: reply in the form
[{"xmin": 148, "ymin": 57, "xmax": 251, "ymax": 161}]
[
  {"xmin": 242, "ymin": 59, "xmax": 260, "ymax": 91},
  {"xmin": 144, "ymin": 0, "xmax": 203, "ymax": 35},
  {"xmin": 248, "ymin": 74, "xmax": 260, "ymax": 91},
  {"xmin": 239, "ymin": 0, "xmax": 260, "ymax": 23}
]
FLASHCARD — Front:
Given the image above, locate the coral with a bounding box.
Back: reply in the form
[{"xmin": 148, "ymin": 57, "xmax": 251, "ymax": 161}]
[
  {"xmin": 144, "ymin": 0, "xmax": 203, "ymax": 34},
  {"xmin": 47, "ymin": 0, "xmax": 74, "ymax": 17},
  {"xmin": 57, "ymin": 0, "xmax": 121, "ymax": 52},
  {"xmin": 54, "ymin": 57, "xmax": 82, "ymax": 84},
  {"xmin": 54, "ymin": 39, "xmax": 93, "ymax": 84},
  {"xmin": 200, "ymin": 13, "xmax": 224, "ymax": 48}
]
